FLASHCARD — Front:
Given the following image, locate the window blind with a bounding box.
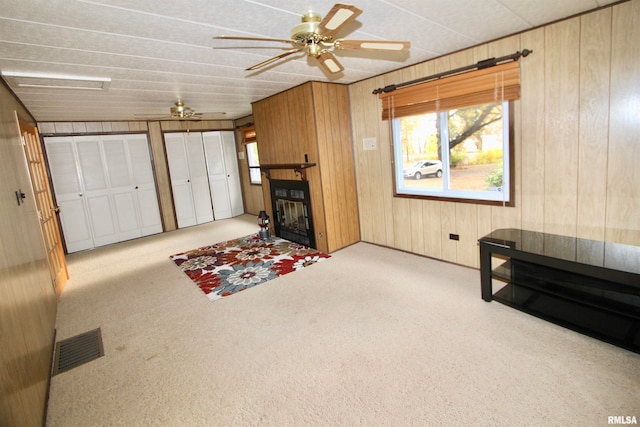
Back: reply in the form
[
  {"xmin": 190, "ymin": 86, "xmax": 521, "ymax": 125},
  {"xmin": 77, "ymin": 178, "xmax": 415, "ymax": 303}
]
[
  {"xmin": 243, "ymin": 127, "xmax": 257, "ymax": 144},
  {"xmin": 379, "ymin": 61, "xmax": 520, "ymax": 120}
]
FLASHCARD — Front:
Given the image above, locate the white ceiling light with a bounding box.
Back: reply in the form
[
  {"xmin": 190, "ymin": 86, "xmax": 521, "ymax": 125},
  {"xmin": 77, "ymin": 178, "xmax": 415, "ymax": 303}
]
[{"xmin": 1, "ymin": 71, "xmax": 111, "ymax": 90}]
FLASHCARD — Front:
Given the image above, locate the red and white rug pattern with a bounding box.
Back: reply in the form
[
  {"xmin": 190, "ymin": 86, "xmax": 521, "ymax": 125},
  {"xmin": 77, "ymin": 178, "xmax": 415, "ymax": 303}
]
[{"xmin": 169, "ymin": 234, "xmax": 330, "ymax": 301}]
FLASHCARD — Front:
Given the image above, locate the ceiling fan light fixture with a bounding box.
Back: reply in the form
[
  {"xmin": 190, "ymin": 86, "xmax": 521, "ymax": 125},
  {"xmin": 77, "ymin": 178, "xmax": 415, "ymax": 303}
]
[
  {"xmin": 215, "ymin": 3, "xmax": 409, "ymax": 75},
  {"xmin": 308, "ymin": 43, "xmax": 322, "ymax": 57},
  {"xmin": 170, "ymin": 101, "xmax": 195, "ymax": 118},
  {"xmin": 291, "ymin": 21, "xmax": 320, "ymax": 40},
  {"xmin": 301, "ymin": 11, "xmax": 321, "ymax": 23}
]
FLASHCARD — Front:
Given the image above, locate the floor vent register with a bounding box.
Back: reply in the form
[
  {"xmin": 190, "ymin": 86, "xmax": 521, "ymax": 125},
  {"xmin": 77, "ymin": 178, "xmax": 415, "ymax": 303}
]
[{"xmin": 52, "ymin": 328, "xmax": 104, "ymax": 376}]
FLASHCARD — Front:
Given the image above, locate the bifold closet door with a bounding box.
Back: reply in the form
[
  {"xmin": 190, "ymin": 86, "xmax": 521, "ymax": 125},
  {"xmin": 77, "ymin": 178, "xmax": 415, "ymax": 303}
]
[
  {"xmin": 164, "ymin": 132, "xmax": 214, "ymax": 228},
  {"xmin": 102, "ymin": 134, "xmax": 163, "ymax": 238},
  {"xmin": 221, "ymin": 131, "xmax": 244, "ymax": 217},
  {"xmin": 44, "ymin": 137, "xmax": 94, "ymax": 252},
  {"xmin": 203, "ymin": 131, "xmax": 244, "ymax": 219},
  {"xmin": 45, "ymin": 134, "xmax": 163, "ymax": 253},
  {"xmin": 75, "ymin": 136, "xmax": 120, "ymax": 248}
]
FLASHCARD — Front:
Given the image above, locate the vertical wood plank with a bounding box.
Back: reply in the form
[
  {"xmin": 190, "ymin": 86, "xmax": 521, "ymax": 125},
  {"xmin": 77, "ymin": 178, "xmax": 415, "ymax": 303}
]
[
  {"xmin": 543, "ymin": 18, "xmax": 581, "ymax": 238},
  {"xmin": 577, "ymin": 8, "xmax": 611, "ymax": 241},
  {"xmin": 410, "ymin": 199, "xmax": 425, "ymax": 255},
  {"xmin": 606, "ymin": 0, "xmax": 640, "ymax": 244},
  {"xmin": 520, "ymin": 28, "xmax": 546, "ymax": 233},
  {"xmin": 422, "ymin": 200, "xmax": 442, "ymax": 259},
  {"xmin": 379, "ymin": 72, "xmax": 403, "ymax": 248},
  {"xmin": 440, "ymin": 201, "xmax": 457, "ymax": 263},
  {"xmin": 393, "ymin": 197, "xmax": 413, "ymax": 251},
  {"xmin": 148, "ymin": 121, "xmax": 176, "ymax": 231}
]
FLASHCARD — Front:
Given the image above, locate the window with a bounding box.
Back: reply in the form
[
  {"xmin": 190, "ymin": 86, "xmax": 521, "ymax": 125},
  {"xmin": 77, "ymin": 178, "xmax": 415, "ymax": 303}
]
[
  {"xmin": 243, "ymin": 127, "xmax": 261, "ymax": 185},
  {"xmin": 379, "ymin": 61, "xmax": 520, "ymax": 204},
  {"xmin": 392, "ymin": 101, "xmax": 512, "ymax": 203}
]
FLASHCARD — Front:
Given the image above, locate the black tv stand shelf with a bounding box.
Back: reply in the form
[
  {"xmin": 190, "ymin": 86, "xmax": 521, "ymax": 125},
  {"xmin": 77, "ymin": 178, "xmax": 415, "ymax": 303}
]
[{"xmin": 479, "ymin": 229, "xmax": 640, "ymax": 354}]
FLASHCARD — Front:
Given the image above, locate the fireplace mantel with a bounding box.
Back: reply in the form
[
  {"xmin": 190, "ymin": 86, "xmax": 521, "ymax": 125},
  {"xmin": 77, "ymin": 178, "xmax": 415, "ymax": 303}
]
[{"xmin": 260, "ymin": 162, "xmax": 316, "ymax": 180}]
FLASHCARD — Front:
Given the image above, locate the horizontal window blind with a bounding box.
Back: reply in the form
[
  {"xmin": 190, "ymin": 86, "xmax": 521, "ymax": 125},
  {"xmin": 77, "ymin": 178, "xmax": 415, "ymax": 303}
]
[
  {"xmin": 379, "ymin": 61, "xmax": 520, "ymax": 120},
  {"xmin": 243, "ymin": 128, "xmax": 257, "ymax": 143}
]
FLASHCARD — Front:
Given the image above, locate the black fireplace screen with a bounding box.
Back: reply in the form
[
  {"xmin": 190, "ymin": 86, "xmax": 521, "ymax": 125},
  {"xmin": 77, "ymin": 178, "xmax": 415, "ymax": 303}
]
[{"xmin": 270, "ymin": 179, "xmax": 315, "ymax": 248}]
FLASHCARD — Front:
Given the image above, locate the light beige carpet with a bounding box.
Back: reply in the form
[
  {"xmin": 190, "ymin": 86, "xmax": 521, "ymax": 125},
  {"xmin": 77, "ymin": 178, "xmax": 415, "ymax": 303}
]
[{"xmin": 47, "ymin": 215, "xmax": 640, "ymax": 426}]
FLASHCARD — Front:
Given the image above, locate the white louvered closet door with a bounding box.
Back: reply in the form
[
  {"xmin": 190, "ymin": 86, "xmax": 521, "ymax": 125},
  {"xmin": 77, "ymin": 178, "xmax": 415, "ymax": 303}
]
[
  {"xmin": 221, "ymin": 131, "xmax": 244, "ymax": 217},
  {"xmin": 44, "ymin": 137, "xmax": 93, "ymax": 253},
  {"xmin": 75, "ymin": 136, "xmax": 120, "ymax": 248},
  {"xmin": 102, "ymin": 134, "xmax": 163, "ymax": 239},
  {"xmin": 202, "ymin": 131, "xmax": 244, "ymax": 220},
  {"xmin": 127, "ymin": 135, "xmax": 163, "ymax": 235},
  {"xmin": 103, "ymin": 135, "xmax": 142, "ymax": 241},
  {"xmin": 202, "ymin": 131, "xmax": 232, "ymax": 219},
  {"xmin": 185, "ymin": 132, "xmax": 215, "ymax": 225},
  {"xmin": 45, "ymin": 134, "xmax": 163, "ymax": 252},
  {"xmin": 165, "ymin": 132, "xmax": 214, "ymax": 228}
]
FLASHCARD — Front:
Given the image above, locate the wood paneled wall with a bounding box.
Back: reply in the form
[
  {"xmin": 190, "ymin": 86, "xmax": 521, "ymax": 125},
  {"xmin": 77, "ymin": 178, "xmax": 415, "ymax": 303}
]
[
  {"xmin": 234, "ymin": 115, "xmax": 265, "ymax": 216},
  {"xmin": 252, "ymin": 82, "xmax": 360, "ymax": 253},
  {"xmin": 311, "ymin": 82, "xmax": 360, "ymax": 252},
  {"xmin": 349, "ymin": 0, "xmax": 640, "ymax": 268},
  {"xmin": 0, "ymin": 84, "xmax": 57, "ymax": 426}
]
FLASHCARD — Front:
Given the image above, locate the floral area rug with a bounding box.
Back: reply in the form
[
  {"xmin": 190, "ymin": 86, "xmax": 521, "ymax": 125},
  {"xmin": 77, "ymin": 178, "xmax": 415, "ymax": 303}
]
[{"xmin": 169, "ymin": 234, "xmax": 330, "ymax": 301}]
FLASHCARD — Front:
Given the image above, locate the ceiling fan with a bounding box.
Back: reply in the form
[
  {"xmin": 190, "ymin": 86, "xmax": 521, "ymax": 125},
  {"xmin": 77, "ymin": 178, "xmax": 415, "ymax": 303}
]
[
  {"xmin": 213, "ymin": 3, "xmax": 410, "ymax": 75},
  {"xmin": 135, "ymin": 101, "xmax": 226, "ymax": 121}
]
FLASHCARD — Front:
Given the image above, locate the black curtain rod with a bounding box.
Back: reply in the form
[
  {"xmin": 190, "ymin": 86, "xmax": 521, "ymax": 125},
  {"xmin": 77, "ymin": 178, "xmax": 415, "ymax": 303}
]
[{"xmin": 372, "ymin": 49, "xmax": 532, "ymax": 95}]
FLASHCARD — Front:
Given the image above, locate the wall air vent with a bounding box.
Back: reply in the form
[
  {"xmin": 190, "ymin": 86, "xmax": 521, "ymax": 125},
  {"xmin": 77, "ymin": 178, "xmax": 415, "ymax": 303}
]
[{"xmin": 1, "ymin": 71, "xmax": 111, "ymax": 91}]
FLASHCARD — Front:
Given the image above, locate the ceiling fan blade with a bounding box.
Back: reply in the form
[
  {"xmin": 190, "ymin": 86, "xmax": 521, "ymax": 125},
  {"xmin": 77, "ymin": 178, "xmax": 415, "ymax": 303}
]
[
  {"xmin": 214, "ymin": 35, "xmax": 297, "ymax": 44},
  {"xmin": 196, "ymin": 112, "xmax": 227, "ymax": 119},
  {"xmin": 335, "ymin": 39, "xmax": 411, "ymax": 51},
  {"xmin": 317, "ymin": 3, "xmax": 362, "ymax": 37},
  {"xmin": 134, "ymin": 115, "xmax": 172, "ymax": 120},
  {"xmin": 316, "ymin": 50, "xmax": 344, "ymax": 74},
  {"xmin": 246, "ymin": 47, "xmax": 305, "ymax": 71}
]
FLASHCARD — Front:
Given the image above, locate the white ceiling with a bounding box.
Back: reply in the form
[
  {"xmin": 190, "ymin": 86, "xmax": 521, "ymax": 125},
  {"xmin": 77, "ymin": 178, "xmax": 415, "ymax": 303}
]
[{"xmin": 0, "ymin": 0, "xmax": 617, "ymax": 122}]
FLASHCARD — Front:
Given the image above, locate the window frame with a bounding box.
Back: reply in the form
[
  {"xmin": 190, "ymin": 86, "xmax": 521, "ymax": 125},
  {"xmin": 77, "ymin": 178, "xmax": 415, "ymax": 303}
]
[
  {"xmin": 391, "ymin": 100, "xmax": 515, "ymax": 206},
  {"xmin": 242, "ymin": 127, "xmax": 261, "ymax": 185},
  {"xmin": 246, "ymin": 141, "xmax": 261, "ymax": 185}
]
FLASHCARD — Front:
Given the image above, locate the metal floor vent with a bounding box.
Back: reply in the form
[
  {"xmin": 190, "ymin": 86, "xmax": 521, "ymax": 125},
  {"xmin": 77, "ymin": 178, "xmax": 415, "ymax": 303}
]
[{"xmin": 52, "ymin": 328, "xmax": 104, "ymax": 376}]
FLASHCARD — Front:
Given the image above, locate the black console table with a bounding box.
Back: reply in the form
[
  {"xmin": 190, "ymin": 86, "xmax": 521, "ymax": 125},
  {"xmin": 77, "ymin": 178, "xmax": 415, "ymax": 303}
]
[{"xmin": 479, "ymin": 228, "xmax": 640, "ymax": 353}]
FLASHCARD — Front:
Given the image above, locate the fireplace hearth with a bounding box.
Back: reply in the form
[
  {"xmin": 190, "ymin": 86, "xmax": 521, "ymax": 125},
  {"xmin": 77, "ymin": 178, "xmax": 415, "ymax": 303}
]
[{"xmin": 270, "ymin": 179, "xmax": 315, "ymax": 248}]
